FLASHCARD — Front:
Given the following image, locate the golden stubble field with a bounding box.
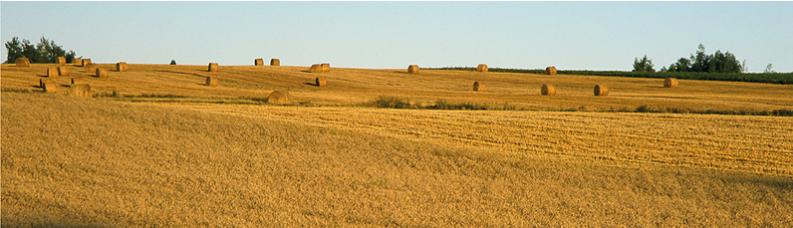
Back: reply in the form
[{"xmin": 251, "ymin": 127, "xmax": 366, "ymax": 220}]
[{"xmin": 2, "ymin": 63, "xmax": 793, "ymax": 226}]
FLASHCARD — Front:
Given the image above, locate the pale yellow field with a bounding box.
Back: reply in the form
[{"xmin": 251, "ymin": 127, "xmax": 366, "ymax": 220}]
[
  {"xmin": 2, "ymin": 63, "xmax": 793, "ymax": 226},
  {"xmin": 2, "ymin": 63, "xmax": 793, "ymax": 111}
]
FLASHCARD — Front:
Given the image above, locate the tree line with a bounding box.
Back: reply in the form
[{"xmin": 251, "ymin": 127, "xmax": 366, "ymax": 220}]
[
  {"xmin": 4, "ymin": 36, "xmax": 77, "ymax": 64},
  {"xmin": 633, "ymin": 44, "xmax": 752, "ymax": 73}
]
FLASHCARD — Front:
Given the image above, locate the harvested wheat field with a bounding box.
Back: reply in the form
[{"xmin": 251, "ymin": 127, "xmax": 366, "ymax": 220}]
[{"xmin": 2, "ymin": 63, "xmax": 793, "ymax": 226}]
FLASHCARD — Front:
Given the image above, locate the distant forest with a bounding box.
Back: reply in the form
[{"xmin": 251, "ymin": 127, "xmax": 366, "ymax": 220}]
[
  {"xmin": 632, "ymin": 44, "xmax": 747, "ymax": 74},
  {"xmin": 4, "ymin": 36, "xmax": 78, "ymax": 63}
]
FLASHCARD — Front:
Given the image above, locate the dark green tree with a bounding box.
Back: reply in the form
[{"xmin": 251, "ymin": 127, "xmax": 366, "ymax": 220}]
[
  {"xmin": 632, "ymin": 55, "xmax": 655, "ymax": 72},
  {"xmin": 664, "ymin": 44, "xmax": 743, "ymax": 73},
  {"xmin": 4, "ymin": 36, "xmax": 76, "ymax": 63},
  {"xmin": 690, "ymin": 44, "xmax": 709, "ymax": 72}
]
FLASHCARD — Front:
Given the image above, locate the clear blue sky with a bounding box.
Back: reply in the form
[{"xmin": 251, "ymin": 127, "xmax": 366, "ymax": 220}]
[{"xmin": 2, "ymin": 2, "xmax": 791, "ymax": 72}]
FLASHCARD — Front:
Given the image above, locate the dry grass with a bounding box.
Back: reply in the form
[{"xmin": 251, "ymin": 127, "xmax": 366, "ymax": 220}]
[
  {"xmin": 2, "ymin": 63, "xmax": 793, "ymax": 225},
  {"xmin": 1, "ymin": 93, "xmax": 792, "ymax": 226},
  {"xmin": 2, "ymin": 63, "xmax": 792, "ymax": 112}
]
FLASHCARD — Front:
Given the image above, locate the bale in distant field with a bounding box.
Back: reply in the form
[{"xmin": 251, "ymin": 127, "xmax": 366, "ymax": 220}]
[
  {"xmin": 72, "ymin": 57, "xmax": 82, "ymax": 65},
  {"xmin": 255, "ymin": 58, "xmax": 264, "ymax": 66},
  {"xmin": 407, "ymin": 65, "xmax": 420, "ymax": 74},
  {"xmin": 267, "ymin": 90, "xmax": 291, "ymax": 105},
  {"xmin": 41, "ymin": 79, "xmax": 57, "ymax": 93},
  {"xmin": 85, "ymin": 64, "xmax": 97, "ymax": 73},
  {"xmin": 546, "ymin": 66, "xmax": 558, "ymax": 75},
  {"xmin": 116, "ymin": 62, "xmax": 128, "ymax": 72},
  {"xmin": 81, "ymin": 59, "xmax": 92, "ymax": 67},
  {"xmin": 95, "ymin": 68, "xmax": 108, "ymax": 78},
  {"xmin": 473, "ymin": 81, "xmax": 484, "ymax": 92},
  {"xmin": 477, "ymin": 64, "xmax": 488, "ymax": 72},
  {"xmin": 315, "ymin": 76, "xmax": 327, "ymax": 87},
  {"xmin": 57, "ymin": 66, "xmax": 70, "ymax": 76},
  {"xmin": 270, "ymin": 58, "xmax": 280, "ymax": 66},
  {"xmin": 321, "ymin": 63, "xmax": 330, "ymax": 73},
  {"xmin": 57, "ymin": 56, "xmax": 66, "ymax": 65},
  {"xmin": 70, "ymin": 84, "xmax": 91, "ymax": 97},
  {"xmin": 47, "ymin": 67, "xmax": 59, "ymax": 78},
  {"xmin": 15, "ymin": 57, "xmax": 31, "ymax": 67},
  {"xmin": 207, "ymin": 63, "xmax": 219, "ymax": 72},
  {"xmin": 170, "ymin": 60, "xmax": 177, "ymax": 65},
  {"xmin": 205, "ymin": 76, "xmax": 218, "ymax": 87},
  {"xmin": 594, "ymin": 84, "xmax": 609, "ymax": 96},
  {"xmin": 664, "ymin": 77, "xmax": 679, "ymax": 88},
  {"xmin": 309, "ymin": 64, "xmax": 323, "ymax": 73},
  {"xmin": 541, "ymin": 83, "xmax": 556, "ymax": 96}
]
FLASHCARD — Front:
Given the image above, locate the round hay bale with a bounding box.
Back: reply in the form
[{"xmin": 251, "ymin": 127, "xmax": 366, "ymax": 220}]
[
  {"xmin": 70, "ymin": 84, "xmax": 91, "ymax": 97},
  {"xmin": 407, "ymin": 65, "xmax": 420, "ymax": 74},
  {"xmin": 84, "ymin": 64, "xmax": 97, "ymax": 73},
  {"xmin": 208, "ymin": 63, "xmax": 219, "ymax": 72},
  {"xmin": 541, "ymin": 83, "xmax": 556, "ymax": 96},
  {"xmin": 315, "ymin": 76, "xmax": 327, "ymax": 87},
  {"xmin": 309, "ymin": 64, "xmax": 323, "ymax": 73},
  {"xmin": 95, "ymin": 68, "xmax": 108, "ymax": 78},
  {"xmin": 477, "ymin": 64, "xmax": 488, "ymax": 72},
  {"xmin": 47, "ymin": 67, "xmax": 59, "ymax": 78},
  {"xmin": 664, "ymin": 77, "xmax": 679, "ymax": 88},
  {"xmin": 72, "ymin": 57, "xmax": 82, "ymax": 65},
  {"xmin": 116, "ymin": 62, "xmax": 128, "ymax": 72},
  {"xmin": 41, "ymin": 79, "xmax": 57, "ymax": 93},
  {"xmin": 57, "ymin": 66, "xmax": 70, "ymax": 76},
  {"xmin": 594, "ymin": 84, "xmax": 609, "ymax": 96},
  {"xmin": 205, "ymin": 76, "xmax": 218, "ymax": 87},
  {"xmin": 170, "ymin": 60, "xmax": 177, "ymax": 65},
  {"xmin": 81, "ymin": 59, "xmax": 92, "ymax": 67},
  {"xmin": 321, "ymin": 63, "xmax": 330, "ymax": 73},
  {"xmin": 255, "ymin": 58, "xmax": 264, "ymax": 66},
  {"xmin": 546, "ymin": 66, "xmax": 558, "ymax": 75},
  {"xmin": 473, "ymin": 81, "xmax": 484, "ymax": 92},
  {"xmin": 270, "ymin": 58, "xmax": 281, "ymax": 66},
  {"xmin": 57, "ymin": 56, "xmax": 66, "ymax": 65},
  {"xmin": 267, "ymin": 90, "xmax": 291, "ymax": 105},
  {"xmin": 15, "ymin": 57, "xmax": 31, "ymax": 67}
]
